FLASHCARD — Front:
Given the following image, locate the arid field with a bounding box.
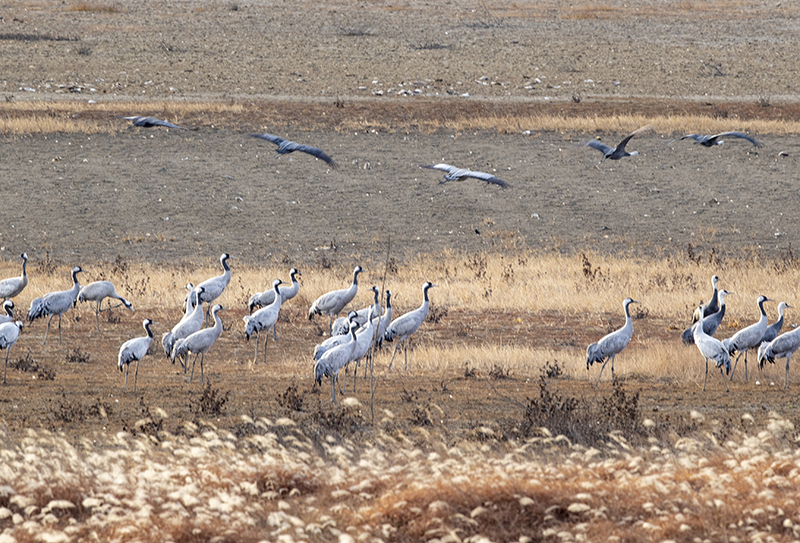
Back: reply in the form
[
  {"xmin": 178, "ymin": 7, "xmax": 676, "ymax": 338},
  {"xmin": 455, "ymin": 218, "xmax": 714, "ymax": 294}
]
[{"xmin": 3, "ymin": 0, "xmax": 800, "ymax": 542}]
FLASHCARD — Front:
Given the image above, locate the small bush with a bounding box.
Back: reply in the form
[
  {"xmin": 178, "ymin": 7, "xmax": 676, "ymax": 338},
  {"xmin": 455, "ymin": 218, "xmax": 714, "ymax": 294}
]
[
  {"xmin": 191, "ymin": 381, "xmax": 229, "ymax": 416},
  {"xmin": 277, "ymin": 384, "xmax": 304, "ymax": 412},
  {"xmin": 66, "ymin": 348, "xmax": 91, "ymax": 364}
]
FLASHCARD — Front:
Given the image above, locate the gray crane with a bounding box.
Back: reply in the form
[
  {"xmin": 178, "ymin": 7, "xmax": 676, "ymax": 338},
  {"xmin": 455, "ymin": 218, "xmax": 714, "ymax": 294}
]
[
  {"xmin": 173, "ymin": 304, "xmax": 225, "ymax": 384},
  {"xmin": 243, "ymin": 279, "xmax": 283, "ymax": 364},
  {"xmin": 758, "ymin": 324, "xmax": 800, "ymax": 389},
  {"xmin": 0, "ymin": 320, "xmax": 22, "ymax": 385},
  {"xmin": 0, "ymin": 253, "xmax": 28, "ymax": 301},
  {"xmin": 117, "ymin": 116, "xmax": 187, "ymax": 130},
  {"xmin": 586, "ymin": 297, "xmax": 639, "ymax": 388},
  {"xmin": 309, "ymin": 266, "xmax": 364, "ymax": 332},
  {"xmin": 694, "ymin": 304, "xmax": 731, "ymax": 392},
  {"xmin": 313, "ymin": 311, "xmax": 357, "ymax": 361},
  {"xmin": 163, "ymin": 286, "xmax": 200, "ymax": 359},
  {"xmin": 376, "ymin": 290, "xmax": 393, "ymax": 350},
  {"xmin": 78, "ymin": 280, "xmax": 134, "ymax": 331},
  {"xmin": 196, "ymin": 253, "xmax": 232, "ymax": 324},
  {"xmin": 183, "ymin": 282, "xmax": 196, "ymax": 312},
  {"xmin": 118, "ymin": 319, "xmax": 156, "ymax": 393},
  {"xmin": 384, "ymin": 281, "xmax": 436, "ymax": 371},
  {"xmin": 419, "ymin": 164, "xmax": 510, "ymax": 188},
  {"xmin": 669, "ymin": 131, "xmax": 762, "ymax": 147},
  {"xmin": 347, "ymin": 306, "xmax": 379, "ymax": 393},
  {"xmin": 166, "ymin": 287, "xmax": 206, "ymax": 372},
  {"xmin": 27, "ymin": 266, "xmax": 84, "ymax": 346},
  {"xmin": 314, "ymin": 315, "xmax": 359, "ymax": 403},
  {"xmin": 331, "ymin": 285, "xmax": 381, "ymax": 336},
  {"xmin": 682, "ymin": 290, "xmax": 731, "ymax": 345},
  {"xmin": 249, "ymin": 133, "xmax": 338, "ymax": 167},
  {"xmin": 692, "ymin": 275, "xmax": 721, "ymax": 323},
  {"xmin": 762, "ymin": 301, "xmax": 792, "ymax": 344},
  {"xmin": 0, "ymin": 300, "xmax": 15, "ymax": 325},
  {"xmin": 248, "ymin": 268, "xmax": 301, "ymax": 341},
  {"xmin": 724, "ymin": 294, "xmax": 772, "ymax": 382},
  {"xmin": 581, "ymin": 125, "xmax": 652, "ymax": 163}
]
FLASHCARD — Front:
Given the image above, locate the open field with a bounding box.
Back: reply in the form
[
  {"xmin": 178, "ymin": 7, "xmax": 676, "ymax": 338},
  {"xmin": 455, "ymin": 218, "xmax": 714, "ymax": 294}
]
[{"xmin": 4, "ymin": 0, "xmax": 800, "ymax": 540}]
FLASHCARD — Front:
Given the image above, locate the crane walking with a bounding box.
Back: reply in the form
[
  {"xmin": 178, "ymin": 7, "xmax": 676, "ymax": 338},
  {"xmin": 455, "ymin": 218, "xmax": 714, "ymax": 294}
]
[
  {"xmin": 384, "ymin": 282, "xmax": 436, "ymax": 371},
  {"xmin": 586, "ymin": 297, "xmax": 639, "ymax": 388},
  {"xmin": 693, "ymin": 305, "xmax": 731, "ymax": 392},
  {"xmin": 724, "ymin": 295, "xmax": 772, "ymax": 382},
  {"xmin": 27, "ymin": 266, "xmax": 85, "ymax": 346},
  {"xmin": 118, "ymin": 319, "xmax": 156, "ymax": 393}
]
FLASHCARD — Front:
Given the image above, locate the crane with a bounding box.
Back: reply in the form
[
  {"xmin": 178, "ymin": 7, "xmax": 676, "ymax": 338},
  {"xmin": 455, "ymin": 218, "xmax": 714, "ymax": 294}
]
[
  {"xmin": 249, "ymin": 133, "xmax": 338, "ymax": 167},
  {"xmin": 724, "ymin": 295, "xmax": 772, "ymax": 382},
  {"xmin": 166, "ymin": 287, "xmax": 206, "ymax": 371},
  {"xmin": 118, "ymin": 319, "xmax": 156, "ymax": 393},
  {"xmin": 78, "ymin": 280, "xmax": 134, "ymax": 331},
  {"xmin": 581, "ymin": 125, "xmax": 652, "ymax": 163},
  {"xmin": 196, "ymin": 253, "xmax": 231, "ymax": 324},
  {"xmin": 117, "ymin": 116, "xmax": 187, "ymax": 130},
  {"xmin": 692, "ymin": 275, "xmax": 721, "ymax": 323},
  {"xmin": 309, "ymin": 265, "xmax": 364, "ymax": 332},
  {"xmin": 248, "ymin": 268, "xmax": 301, "ymax": 341},
  {"xmin": 758, "ymin": 324, "xmax": 800, "ymax": 389},
  {"xmin": 586, "ymin": 297, "xmax": 639, "ymax": 388},
  {"xmin": 384, "ymin": 282, "xmax": 436, "ymax": 371},
  {"xmin": 314, "ymin": 315, "xmax": 359, "ymax": 403},
  {"xmin": 27, "ymin": 266, "xmax": 84, "ymax": 346},
  {"xmin": 693, "ymin": 304, "xmax": 731, "ymax": 392},
  {"xmin": 419, "ymin": 164, "xmax": 510, "ymax": 188},
  {"xmin": 669, "ymin": 131, "xmax": 762, "ymax": 147},
  {"xmin": 243, "ymin": 279, "xmax": 283, "ymax": 364},
  {"xmin": 0, "ymin": 300, "xmax": 16, "ymax": 325},
  {"xmin": 0, "ymin": 253, "xmax": 28, "ymax": 301},
  {"xmin": 762, "ymin": 301, "xmax": 792, "ymax": 344},
  {"xmin": 0, "ymin": 320, "xmax": 22, "ymax": 385},
  {"xmin": 682, "ymin": 290, "xmax": 731, "ymax": 345},
  {"xmin": 331, "ymin": 285, "xmax": 381, "ymax": 336},
  {"xmin": 172, "ymin": 304, "xmax": 225, "ymax": 385}
]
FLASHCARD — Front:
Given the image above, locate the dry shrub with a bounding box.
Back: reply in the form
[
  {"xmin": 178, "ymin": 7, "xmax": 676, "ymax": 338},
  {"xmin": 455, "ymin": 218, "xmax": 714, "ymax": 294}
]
[{"xmin": 190, "ymin": 381, "xmax": 229, "ymax": 416}]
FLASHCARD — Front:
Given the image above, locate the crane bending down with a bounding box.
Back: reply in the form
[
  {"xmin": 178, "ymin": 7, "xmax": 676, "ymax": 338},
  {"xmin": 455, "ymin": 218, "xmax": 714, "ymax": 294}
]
[
  {"xmin": 586, "ymin": 297, "xmax": 639, "ymax": 388},
  {"xmin": 314, "ymin": 315, "xmax": 359, "ymax": 403},
  {"xmin": 724, "ymin": 295, "xmax": 772, "ymax": 382},
  {"xmin": 0, "ymin": 320, "xmax": 22, "ymax": 385},
  {"xmin": 243, "ymin": 279, "xmax": 283, "ymax": 364},
  {"xmin": 693, "ymin": 304, "xmax": 731, "ymax": 392},
  {"xmin": 682, "ymin": 290, "xmax": 731, "ymax": 345},
  {"xmin": 384, "ymin": 282, "xmax": 436, "ymax": 371},
  {"xmin": 196, "ymin": 253, "xmax": 232, "ymax": 324},
  {"xmin": 762, "ymin": 301, "xmax": 792, "ymax": 345},
  {"xmin": 581, "ymin": 125, "xmax": 652, "ymax": 163},
  {"xmin": 669, "ymin": 131, "xmax": 762, "ymax": 147},
  {"xmin": 248, "ymin": 268, "xmax": 301, "ymax": 341},
  {"xmin": 692, "ymin": 275, "xmax": 721, "ymax": 323},
  {"xmin": 309, "ymin": 265, "xmax": 364, "ymax": 332},
  {"xmin": 78, "ymin": 280, "xmax": 134, "ymax": 331},
  {"xmin": 0, "ymin": 301, "xmax": 16, "ymax": 325},
  {"xmin": 172, "ymin": 304, "xmax": 225, "ymax": 385},
  {"xmin": 331, "ymin": 285, "xmax": 381, "ymax": 336},
  {"xmin": 419, "ymin": 164, "xmax": 510, "ymax": 188},
  {"xmin": 118, "ymin": 318, "xmax": 156, "ymax": 393},
  {"xmin": 758, "ymin": 322, "xmax": 800, "ymax": 389},
  {"xmin": 249, "ymin": 133, "xmax": 338, "ymax": 167},
  {"xmin": 117, "ymin": 116, "xmax": 187, "ymax": 130},
  {"xmin": 0, "ymin": 253, "xmax": 28, "ymax": 301},
  {"xmin": 27, "ymin": 266, "xmax": 84, "ymax": 346}
]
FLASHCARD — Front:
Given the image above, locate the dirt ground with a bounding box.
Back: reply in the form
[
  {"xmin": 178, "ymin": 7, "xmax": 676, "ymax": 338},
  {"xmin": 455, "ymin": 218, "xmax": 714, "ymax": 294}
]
[{"xmin": 2, "ymin": 0, "xmax": 800, "ymax": 444}]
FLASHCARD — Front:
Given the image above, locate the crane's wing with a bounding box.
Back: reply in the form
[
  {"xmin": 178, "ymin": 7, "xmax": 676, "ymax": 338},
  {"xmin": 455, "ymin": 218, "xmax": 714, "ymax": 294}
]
[
  {"xmin": 249, "ymin": 133, "xmax": 286, "ymax": 146},
  {"xmin": 713, "ymin": 131, "xmax": 763, "ymax": 147},
  {"xmin": 420, "ymin": 163, "xmax": 458, "ymax": 174},
  {"xmin": 668, "ymin": 134, "xmax": 704, "ymax": 145},
  {"xmin": 119, "ymin": 116, "xmax": 186, "ymax": 129},
  {"xmin": 583, "ymin": 140, "xmax": 615, "ymax": 155},
  {"xmin": 294, "ymin": 144, "xmax": 338, "ymax": 167},
  {"xmin": 464, "ymin": 170, "xmax": 510, "ymax": 188},
  {"xmin": 616, "ymin": 125, "xmax": 653, "ymax": 151}
]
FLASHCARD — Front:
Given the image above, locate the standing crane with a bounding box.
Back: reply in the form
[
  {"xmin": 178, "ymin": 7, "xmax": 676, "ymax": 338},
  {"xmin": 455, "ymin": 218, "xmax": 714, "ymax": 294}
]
[
  {"xmin": 196, "ymin": 253, "xmax": 232, "ymax": 324},
  {"xmin": 309, "ymin": 266, "xmax": 364, "ymax": 332},
  {"xmin": 586, "ymin": 297, "xmax": 639, "ymax": 388},
  {"xmin": 172, "ymin": 304, "xmax": 225, "ymax": 385},
  {"xmin": 166, "ymin": 287, "xmax": 206, "ymax": 371},
  {"xmin": 331, "ymin": 285, "xmax": 381, "ymax": 336},
  {"xmin": 376, "ymin": 290, "xmax": 393, "ymax": 350},
  {"xmin": 762, "ymin": 301, "xmax": 792, "ymax": 344},
  {"xmin": 118, "ymin": 319, "xmax": 156, "ymax": 393},
  {"xmin": 682, "ymin": 290, "xmax": 731, "ymax": 345},
  {"xmin": 693, "ymin": 304, "xmax": 731, "ymax": 392},
  {"xmin": 0, "ymin": 320, "xmax": 22, "ymax": 385},
  {"xmin": 248, "ymin": 268, "xmax": 301, "ymax": 341},
  {"xmin": 724, "ymin": 295, "xmax": 772, "ymax": 382},
  {"xmin": 0, "ymin": 253, "xmax": 28, "ymax": 301},
  {"xmin": 384, "ymin": 282, "xmax": 436, "ymax": 371},
  {"xmin": 27, "ymin": 266, "xmax": 84, "ymax": 346},
  {"xmin": 758, "ymin": 324, "xmax": 800, "ymax": 389},
  {"xmin": 692, "ymin": 275, "xmax": 721, "ymax": 323},
  {"xmin": 78, "ymin": 280, "xmax": 134, "ymax": 331},
  {"xmin": 243, "ymin": 279, "xmax": 283, "ymax": 364},
  {"xmin": 314, "ymin": 315, "xmax": 359, "ymax": 403}
]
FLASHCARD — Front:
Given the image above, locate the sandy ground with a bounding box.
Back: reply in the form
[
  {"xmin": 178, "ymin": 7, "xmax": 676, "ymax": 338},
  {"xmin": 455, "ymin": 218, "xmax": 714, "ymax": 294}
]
[{"xmin": 1, "ymin": 0, "xmax": 800, "ymax": 443}]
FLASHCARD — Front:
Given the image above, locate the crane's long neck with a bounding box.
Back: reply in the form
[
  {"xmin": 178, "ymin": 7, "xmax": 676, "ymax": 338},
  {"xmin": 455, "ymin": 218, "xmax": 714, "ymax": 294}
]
[
  {"xmin": 386, "ymin": 292, "xmax": 392, "ymax": 309},
  {"xmin": 144, "ymin": 321, "xmax": 154, "ymax": 338},
  {"xmin": 191, "ymin": 293, "xmax": 204, "ymax": 317},
  {"xmin": 221, "ymin": 256, "xmax": 230, "ymax": 273},
  {"xmin": 623, "ymin": 301, "xmax": 634, "ymax": 332},
  {"xmin": 758, "ymin": 299, "xmax": 768, "ymax": 319},
  {"xmin": 20, "ymin": 256, "xmax": 27, "ymax": 279},
  {"xmin": 212, "ymin": 309, "xmax": 223, "ymax": 332},
  {"xmin": 4, "ymin": 303, "xmax": 13, "ymax": 318},
  {"xmin": 271, "ymin": 283, "xmax": 283, "ymax": 309},
  {"xmin": 352, "ymin": 269, "xmax": 361, "ymax": 287}
]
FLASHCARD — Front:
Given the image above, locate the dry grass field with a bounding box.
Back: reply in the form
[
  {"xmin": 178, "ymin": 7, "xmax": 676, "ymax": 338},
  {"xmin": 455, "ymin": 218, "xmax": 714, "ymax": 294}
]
[{"xmin": 4, "ymin": 0, "xmax": 800, "ymax": 541}]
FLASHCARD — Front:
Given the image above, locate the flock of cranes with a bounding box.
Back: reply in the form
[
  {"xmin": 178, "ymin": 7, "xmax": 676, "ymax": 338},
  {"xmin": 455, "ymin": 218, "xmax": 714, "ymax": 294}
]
[{"xmin": 587, "ymin": 275, "xmax": 800, "ymax": 392}]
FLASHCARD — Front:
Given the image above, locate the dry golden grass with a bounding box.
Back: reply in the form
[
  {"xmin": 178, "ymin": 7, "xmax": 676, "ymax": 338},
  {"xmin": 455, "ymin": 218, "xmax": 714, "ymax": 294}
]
[{"xmin": 3, "ymin": 98, "xmax": 800, "ymax": 135}]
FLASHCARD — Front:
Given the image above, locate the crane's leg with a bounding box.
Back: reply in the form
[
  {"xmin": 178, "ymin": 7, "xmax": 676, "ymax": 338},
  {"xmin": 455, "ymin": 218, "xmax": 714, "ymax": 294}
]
[
  {"xmin": 719, "ymin": 365, "xmax": 729, "ymax": 392},
  {"xmin": 595, "ymin": 358, "xmax": 609, "ymax": 389},
  {"xmin": 744, "ymin": 351, "xmax": 749, "ymax": 382},
  {"xmin": 610, "ymin": 354, "xmax": 616, "ymax": 384},
  {"xmin": 134, "ymin": 360, "xmax": 140, "ymax": 393},
  {"xmin": 330, "ymin": 374, "xmax": 336, "ymax": 403},
  {"xmin": 404, "ymin": 338, "xmax": 409, "ymax": 372},
  {"xmin": 387, "ymin": 341, "xmax": 402, "ymax": 371},
  {"xmin": 341, "ymin": 366, "xmax": 348, "ymax": 394},
  {"xmin": 273, "ymin": 323, "xmax": 278, "ymax": 342},
  {"xmin": 58, "ymin": 315, "xmax": 63, "ymax": 346},
  {"xmin": 124, "ymin": 364, "xmax": 129, "ymax": 392},
  {"xmin": 786, "ymin": 354, "xmax": 792, "ymax": 390},
  {"xmin": 730, "ymin": 352, "xmax": 744, "ymax": 381},
  {"xmin": 253, "ymin": 331, "xmax": 260, "ymax": 364},
  {"xmin": 95, "ymin": 302, "xmax": 101, "ymax": 332},
  {"xmin": 263, "ymin": 331, "xmax": 269, "ymax": 364},
  {"xmin": 44, "ymin": 315, "xmax": 54, "ymax": 345},
  {"xmin": 353, "ymin": 359, "xmax": 359, "ymax": 393},
  {"xmin": 190, "ymin": 353, "xmax": 199, "ymax": 383},
  {"xmin": 3, "ymin": 349, "xmax": 9, "ymax": 385},
  {"xmin": 703, "ymin": 357, "xmax": 709, "ymax": 391},
  {"xmin": 200, "ymin": 353, "xmax": 205, "ymax": 385}
]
